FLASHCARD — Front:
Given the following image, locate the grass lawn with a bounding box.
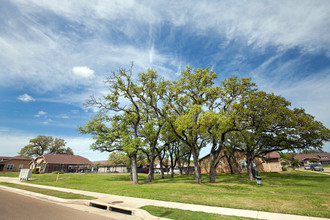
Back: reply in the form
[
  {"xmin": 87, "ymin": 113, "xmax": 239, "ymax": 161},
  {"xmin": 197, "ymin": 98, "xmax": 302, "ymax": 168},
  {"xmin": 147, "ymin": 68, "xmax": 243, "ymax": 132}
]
[
  {"xmin": 0, "ymin": 182, "xmax": 96, "ymax": 200},
  {"xmin": 1, "ymin": 170, "xmax": 329, "ymax": 218},
  {"xmin": 141, "ymin": 205, "xmax": 255, "ymax": 220},
  {"xmin": 0, "ymin": 172, "xmax": 20, "ymax": 177}
]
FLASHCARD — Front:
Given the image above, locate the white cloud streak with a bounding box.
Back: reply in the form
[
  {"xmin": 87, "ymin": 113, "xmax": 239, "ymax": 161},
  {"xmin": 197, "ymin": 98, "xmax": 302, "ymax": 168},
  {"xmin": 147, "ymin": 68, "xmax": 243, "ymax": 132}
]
[
  {"xmin": 17, "ymin": 94, "xmax": 35, "ymax": 102},
  {"xmin": 2, "ymin": 1, "xmax": 329, "ymax": 93}
]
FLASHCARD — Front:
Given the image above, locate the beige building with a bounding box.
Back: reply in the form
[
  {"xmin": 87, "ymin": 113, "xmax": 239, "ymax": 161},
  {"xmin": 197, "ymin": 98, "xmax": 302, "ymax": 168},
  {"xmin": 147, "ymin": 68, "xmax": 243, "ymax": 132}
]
[
  {"xmin": 0, "ymin": 156, "xmax": 32, "ymax": 172},
  {"xmin": 200, "ymin": 151, "xmax": 282, "ymax": 174},
  {"xmin": 93, "ymin": 160, "xmax": 128, "ymax": 173}
]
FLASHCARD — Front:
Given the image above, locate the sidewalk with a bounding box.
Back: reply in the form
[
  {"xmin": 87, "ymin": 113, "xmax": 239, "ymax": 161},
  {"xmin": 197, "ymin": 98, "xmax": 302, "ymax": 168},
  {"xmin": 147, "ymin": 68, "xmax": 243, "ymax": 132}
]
[{"xmin": 0, "ymin": 177, "xmax": 328, "ymax": 220}]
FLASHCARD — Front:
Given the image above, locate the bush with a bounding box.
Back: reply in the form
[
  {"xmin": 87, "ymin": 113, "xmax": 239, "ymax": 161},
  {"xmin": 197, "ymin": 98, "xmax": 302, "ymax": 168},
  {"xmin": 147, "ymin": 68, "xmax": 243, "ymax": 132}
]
[
  {"xmin": 32, "ymin": 169, "xmax": 39, "ymax": 174},
  {"xmin": 52, "ymin": 171, "xmax": 64, "ymax": 174},
  {"xmin": 282, "ymin": 167, "xmax": 287, "ymax": 171}
]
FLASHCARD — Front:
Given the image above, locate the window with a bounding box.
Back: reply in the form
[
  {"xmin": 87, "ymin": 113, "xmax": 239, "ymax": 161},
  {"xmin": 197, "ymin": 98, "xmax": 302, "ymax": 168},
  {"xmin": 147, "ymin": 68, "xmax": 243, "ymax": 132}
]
[
  {"xmin": 320, "ymin": 156, "xmax": 328, "ymax": 159},
  {"xmin": 7, "ymin": 164, "xmax": 14, "ymax": 170},
  {"xmin": 240, "ymin": 160, "xmax": 247, "ymax": 169},
  {"xmin": 19, "ymin": 164, "xmax": 24, "ymax": 170}
]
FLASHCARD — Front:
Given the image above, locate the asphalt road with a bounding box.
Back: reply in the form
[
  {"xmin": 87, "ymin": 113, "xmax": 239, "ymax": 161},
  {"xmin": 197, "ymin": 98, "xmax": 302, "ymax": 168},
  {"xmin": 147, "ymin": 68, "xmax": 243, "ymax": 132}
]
[{"xmin": 0, "ymin": 189, "xmax": 115, "ymax": 220}]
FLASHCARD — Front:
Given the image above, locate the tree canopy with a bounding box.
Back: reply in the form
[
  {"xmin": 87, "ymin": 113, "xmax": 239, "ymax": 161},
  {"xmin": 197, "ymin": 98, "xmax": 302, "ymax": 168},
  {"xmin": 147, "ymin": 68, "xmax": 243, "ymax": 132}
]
[
  {"xmin": 80, "ymin": 65, "xmax": 330, "ymax": 184},
  {"xmin": 19, "ymin": 135, "xmax": 73, "ymax": 157}
]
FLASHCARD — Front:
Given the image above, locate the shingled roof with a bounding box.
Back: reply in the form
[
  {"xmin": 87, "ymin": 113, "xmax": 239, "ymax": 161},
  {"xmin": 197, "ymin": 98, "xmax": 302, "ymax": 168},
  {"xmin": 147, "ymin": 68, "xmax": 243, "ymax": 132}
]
[
  {"xmin": 42, "ymin": 154, "xmax": 92, "ymax": 165},
  {"xmin": 264, "ymin": 151, "xmax": 280, "ymax": 159},
  {"xmin": 294, "ymin": 153, "xmax": 330, "ymax": 162}
]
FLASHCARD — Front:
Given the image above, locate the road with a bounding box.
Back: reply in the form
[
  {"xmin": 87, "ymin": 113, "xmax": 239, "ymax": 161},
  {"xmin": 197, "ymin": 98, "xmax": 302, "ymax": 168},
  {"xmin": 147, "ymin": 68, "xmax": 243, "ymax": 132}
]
[{"xmin": 0, "ymin": 189, "xmax": 115, "ymax": 220}]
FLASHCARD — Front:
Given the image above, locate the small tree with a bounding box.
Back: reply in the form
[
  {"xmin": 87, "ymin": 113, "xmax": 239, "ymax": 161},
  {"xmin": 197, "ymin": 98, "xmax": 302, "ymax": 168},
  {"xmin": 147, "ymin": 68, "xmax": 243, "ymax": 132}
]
[{"xmin": 19, "ymin": 135, "xmax": 73, "ymax": 157}]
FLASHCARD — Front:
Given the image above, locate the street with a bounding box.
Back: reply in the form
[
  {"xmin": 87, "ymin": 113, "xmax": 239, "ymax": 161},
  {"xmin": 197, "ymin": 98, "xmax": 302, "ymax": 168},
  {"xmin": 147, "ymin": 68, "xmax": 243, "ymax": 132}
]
[{"xmin": 0, "ymin": 189, "xmax": 115, "ymax": 220}]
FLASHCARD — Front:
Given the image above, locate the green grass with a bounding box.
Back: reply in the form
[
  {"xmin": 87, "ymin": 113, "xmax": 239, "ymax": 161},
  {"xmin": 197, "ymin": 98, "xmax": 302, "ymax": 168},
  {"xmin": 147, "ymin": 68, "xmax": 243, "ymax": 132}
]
[
  {"xmin": 141, "ymin": 205, "xmax": 255, "ymax": 220},
  {"xmin": 3, "ymin": 170, "xmax": 329, "ymax": 218},
  {"xmin": 0, "ymin": 172, "xmax": 19, "ymax": 177},
  {"xmin": 0, "ymin": 182, "xmax": 96, "ymax": 200}
]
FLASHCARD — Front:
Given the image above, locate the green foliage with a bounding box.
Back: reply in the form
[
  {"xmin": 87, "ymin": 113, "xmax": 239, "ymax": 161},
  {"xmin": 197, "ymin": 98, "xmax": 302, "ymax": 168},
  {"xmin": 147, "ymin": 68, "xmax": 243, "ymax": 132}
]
[
  {"xmin": 19, "ymin": 135, "xmax": 73, "ymax": 157},
  {"xmin": 52, "ymin": 171, "xmax": 64, "ymax": 174},
  {"xmin": 32, "ymin": 168, "xmax": 40, "ymax": 174},
  {"xmin": 282, "ymin": 167, "xmax": 288, "ymax": 171},
  {"xmin": 108, "ymin": 151, "xmax": 129, "ymax": 165},
  {"xmin": 291, "ymin": 159, "xmax": 300, "ymax": 167},
  {"xmin": 80, "ymin": 65, "xmax": 330, "ymax": 184}
]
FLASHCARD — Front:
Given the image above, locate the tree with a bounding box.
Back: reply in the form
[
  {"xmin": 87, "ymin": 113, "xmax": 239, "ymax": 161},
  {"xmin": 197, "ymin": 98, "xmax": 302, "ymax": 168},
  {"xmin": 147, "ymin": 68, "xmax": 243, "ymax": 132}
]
[
  {"xmin": 199, "ymin": 76, "xmax": 256, "ymax": 183},
  {"xmin": 137, "ymin": 70, "xmax": 168, "ymax": 183},
  {"xmin": 160, "ymin": 67, "xmax": 216, "ymax": 184},
  {"xmin": 231, "ymin": 91, "xmax": 330, "ymax": 180},
  {"xmin": 19, "ymin": 135, "xmax": 73, "ymax": 157},
  {"xmin": 81, "ymin": 66, "xmax": 145, "ymax": 185}
]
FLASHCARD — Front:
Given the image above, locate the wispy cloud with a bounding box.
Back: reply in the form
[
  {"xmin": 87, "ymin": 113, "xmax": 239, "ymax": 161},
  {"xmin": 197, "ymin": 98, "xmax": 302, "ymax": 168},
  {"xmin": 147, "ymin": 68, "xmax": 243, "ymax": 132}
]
[
  {"xmin": 34, "ymin": 111, "xmax": 47, "ymax": 118},
  {"xmin": 17, "ymin": 94, "xmax": 35, "ymax": 102}
]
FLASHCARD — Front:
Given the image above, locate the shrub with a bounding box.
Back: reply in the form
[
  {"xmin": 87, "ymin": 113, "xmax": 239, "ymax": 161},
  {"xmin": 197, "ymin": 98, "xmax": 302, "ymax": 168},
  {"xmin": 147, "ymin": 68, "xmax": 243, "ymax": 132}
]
[
  {"xmin": 32, "ymin": 168, "xmax": 39, "ymax": 174},
  {"xmin": 282, "ymin": 167, "xmax": 287, "ymax": 171}
]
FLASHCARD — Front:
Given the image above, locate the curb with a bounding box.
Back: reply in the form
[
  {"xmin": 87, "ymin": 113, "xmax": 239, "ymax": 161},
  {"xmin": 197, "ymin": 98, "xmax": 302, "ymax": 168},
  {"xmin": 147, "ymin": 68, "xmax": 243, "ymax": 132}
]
[{"xmin": 0, "ymin": 184, "xmax": 169, "ymax": 220}]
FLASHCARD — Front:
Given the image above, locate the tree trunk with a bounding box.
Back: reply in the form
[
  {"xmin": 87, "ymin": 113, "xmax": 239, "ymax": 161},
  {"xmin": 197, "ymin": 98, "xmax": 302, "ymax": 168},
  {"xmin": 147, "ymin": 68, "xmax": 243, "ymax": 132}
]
[
  {"xmin": 209, "ymin": 152, "xmax": 218, "ymax": 183},
  {"xmin": 227, "ymin": 155, "xmax": 234, "ymax": 175},
  {"xmin": 246, "ymin": 153, "xmax": 254, "ymax": 181},
  {"xmin": 130, "ymin": 153, "xmax": 139, "ymax": 185},
  {"xmin": 147, "ymin": 155, "xmax": 155, "ymax": 183},
  {"xmin": 159, "ymin": 158, "xmax": 165, "ymax": 179},
  {"xmin": 186, "ymin": 152, "xmax": 191, "ymax": 175},
  {"xmin": 192, "ymin": 147, "xmax": 202, "ymax": 184}
]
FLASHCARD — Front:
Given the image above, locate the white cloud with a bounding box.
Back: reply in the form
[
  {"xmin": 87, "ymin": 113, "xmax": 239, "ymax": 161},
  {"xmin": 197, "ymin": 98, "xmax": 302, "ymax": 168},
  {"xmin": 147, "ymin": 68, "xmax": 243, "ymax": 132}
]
[
  {"xmin": 72, "ymin": 66, "xmax": 94, "ymax": 78},
  {"xmin": 17, "ymin": 93, "xmax": 35, "ymax": 102},
  {"xmin": 34, "ymin": 111, "xmax": 47, "ymax": 118}
]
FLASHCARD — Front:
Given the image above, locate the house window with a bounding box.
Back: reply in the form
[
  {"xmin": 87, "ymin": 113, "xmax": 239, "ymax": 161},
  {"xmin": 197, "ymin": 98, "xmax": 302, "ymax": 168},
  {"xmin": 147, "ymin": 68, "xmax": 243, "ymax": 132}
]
[
  {"xmin": 19, "ymin": 164, "xmax": 24, "ymax": 170},
  {"xmin": 7, "ymin": 164, "xmax": 14, "ymax": 170},
  {"xmin": 240, "ymin": 160, "xmax": 247, "ymax": 169},
  {"xmin": 320, "ymin": 156, "xmax": 328, "ymax": 159}
]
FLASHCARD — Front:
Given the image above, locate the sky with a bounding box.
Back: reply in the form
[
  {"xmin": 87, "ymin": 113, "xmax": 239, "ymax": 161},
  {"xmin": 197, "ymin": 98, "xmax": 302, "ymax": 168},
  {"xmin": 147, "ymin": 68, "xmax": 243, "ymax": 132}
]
[{"xmin": 1, "ymin": 0, "xmax": 330, "ymax": 161}]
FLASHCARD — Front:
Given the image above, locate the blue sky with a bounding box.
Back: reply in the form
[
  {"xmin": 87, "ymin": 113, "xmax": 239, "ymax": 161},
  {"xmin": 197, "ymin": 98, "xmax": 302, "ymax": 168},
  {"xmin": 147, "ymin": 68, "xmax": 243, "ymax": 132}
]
[{"xmin": 1, "ymin": 0, "xmax": 330, "ymax": 161}]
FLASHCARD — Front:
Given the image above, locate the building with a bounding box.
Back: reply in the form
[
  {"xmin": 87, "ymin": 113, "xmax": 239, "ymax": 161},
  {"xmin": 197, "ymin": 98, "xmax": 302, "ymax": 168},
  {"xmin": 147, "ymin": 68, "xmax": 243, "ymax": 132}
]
[
  {"xmin": 0, "ymin": 156, "xmax": 33, "ymax": 172},
  {"xmin": 92, "ymin": 160, "xmax": 128, "ymax": 173},
  {"xmin": 30, "ymin": 154, "xmax": 93, "ymax": 173},
  {"xmin": 294, "ymin": 152, "xmax": 330, "ymax": 166},
  {"xmin": 200, "ymin": 151, "xmax": 282, "ymax": 174}
]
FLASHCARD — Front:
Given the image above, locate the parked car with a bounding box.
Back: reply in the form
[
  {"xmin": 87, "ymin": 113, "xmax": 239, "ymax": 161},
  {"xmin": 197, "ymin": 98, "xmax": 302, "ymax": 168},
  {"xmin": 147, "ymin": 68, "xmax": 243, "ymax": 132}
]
[
  {"xmin": 173, "ymin": 168, "xmax": 180, "ymax": 174},
  {"xmin": 304, "ymin": 165, "xmax": 311, "ymax": 170},
  {"xmin": 141, "ymin": 168, "xmax": 149, "ymax": 173},
  {"xmin": 310, "ymin": 164, "xmax": 324, "ymax": 171},
  {"xmin": 154, "ymin": 168, "xmax": 161, "ymax": 174}
]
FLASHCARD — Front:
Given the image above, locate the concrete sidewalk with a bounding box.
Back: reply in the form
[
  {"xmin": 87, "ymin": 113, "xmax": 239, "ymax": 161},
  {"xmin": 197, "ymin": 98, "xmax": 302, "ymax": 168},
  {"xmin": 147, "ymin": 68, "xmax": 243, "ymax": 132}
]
[{"xmin": 0, "ymin": 177, "xmax": 327, "ymax": 220}]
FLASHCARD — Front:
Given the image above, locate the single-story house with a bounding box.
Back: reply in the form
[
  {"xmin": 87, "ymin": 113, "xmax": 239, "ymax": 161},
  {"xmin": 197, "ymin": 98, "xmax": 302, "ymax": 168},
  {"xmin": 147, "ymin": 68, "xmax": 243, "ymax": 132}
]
[
  {"xmin": 294, "ymin": 152, "xmax": 330, "ymax": 166},
  {"xmin": 200, "ymin": 151, "xmax": 282, "ymax": 174},
  {"xmin": 92, "ymin": 160, "xmax": 128, "ymax": 173},
  {"xmin": 0, "ymin": 156, "xmax": 33, "ymax": 172},
  {"xmin": 30, "ymin": 154, "xmax": 93, "ymax": 173}
]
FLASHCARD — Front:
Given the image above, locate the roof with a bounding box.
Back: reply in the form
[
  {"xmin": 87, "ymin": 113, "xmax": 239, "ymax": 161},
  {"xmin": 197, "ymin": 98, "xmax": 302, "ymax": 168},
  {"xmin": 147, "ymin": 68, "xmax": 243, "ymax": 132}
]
[
  {"xmin": 264, "ymin": 151, "xmax": 280, "ymax": 159},
  {"xmin": 93, "ymin": 160, "xmax": 110, "ymax": 166},
  {"xmin": 11, "ymin": 155, "xmax": 33, "ymax": 160},
  {"xmin": 294, "ymin": 153, "xmax": 330, "ymax": 162},
  {"xmin": 0, "ymin": 156, "xmax": 32, "ymax": 161},
  {"xmin": 0, "ymin": 156, "xmax": 12, "ymax": 161},
  {"xmin": 41, "ymin": 154, "xmax": 92, "ymax": 165}
]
